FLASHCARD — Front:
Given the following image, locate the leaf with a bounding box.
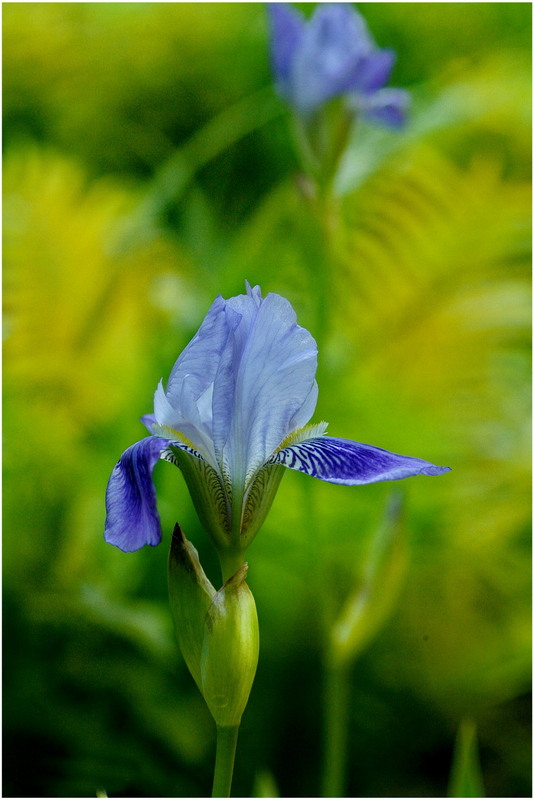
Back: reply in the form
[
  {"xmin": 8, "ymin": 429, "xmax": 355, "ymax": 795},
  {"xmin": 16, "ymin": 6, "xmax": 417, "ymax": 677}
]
[{"xmin": 329, "ymin": 492, "xmax": 408, "ymax": 666}]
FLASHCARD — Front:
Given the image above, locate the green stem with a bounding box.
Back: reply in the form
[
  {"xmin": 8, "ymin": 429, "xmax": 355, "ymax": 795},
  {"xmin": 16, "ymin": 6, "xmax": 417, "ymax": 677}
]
[
  {"xmin": 309, "ymin": 191, "xmax": 340, "ymax": 376},
  {"xmin": 217, "ymin": 486, "xmax": 246, "ymax": 583},
  {"xmin": 212, "ymin": 724, "xmax": 240, "ymax": 798},
  {"xmin": 219, "ymin": 550, "xmax": 246, "ymax": 584},
  {"xmin": 322, "ymin": 659, "xmax": 350, "ymax": 798}
]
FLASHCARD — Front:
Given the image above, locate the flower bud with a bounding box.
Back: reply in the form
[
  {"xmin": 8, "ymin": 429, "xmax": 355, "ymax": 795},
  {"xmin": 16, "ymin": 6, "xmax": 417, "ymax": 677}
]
[
  {"xmin": 167, "ymin": 524, "xmax": 216, "ymax": 691},
  {"xmin": 200, "ymin": 563, "xmax": 259, "ymax": 728},
  {"xmin": 168, "ymin": 525, "xmax": 259, "ymax": 728}
]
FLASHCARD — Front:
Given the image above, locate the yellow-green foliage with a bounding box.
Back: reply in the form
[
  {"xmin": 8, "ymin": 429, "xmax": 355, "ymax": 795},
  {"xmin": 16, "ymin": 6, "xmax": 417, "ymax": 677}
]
[{"xmin": 3, "ymin": 3, "xmax": 531, "ymax": 797}]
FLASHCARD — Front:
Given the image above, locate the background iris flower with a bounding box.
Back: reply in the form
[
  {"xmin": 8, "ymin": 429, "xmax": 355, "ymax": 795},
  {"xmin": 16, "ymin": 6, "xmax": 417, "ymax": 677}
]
[
  {"xmin": 268, "ymin": 2, "xmax": 409, "ymax": 126},
  {"xmin": 104, "ymin": 283, "xmax": 449, "ymax": 560}
]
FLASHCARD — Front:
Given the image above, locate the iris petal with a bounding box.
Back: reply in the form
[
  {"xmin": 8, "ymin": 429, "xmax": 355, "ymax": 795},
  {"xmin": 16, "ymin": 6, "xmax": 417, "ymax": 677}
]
[
  {"xmin": 357, "ymin": 87, "xmax": 410, "ymax": 128},
  {"xmin": 154, "ymin": 296, "xmax": 239, "ymax": 467},
  {"xmin": 290, "ymin": 3, "xmax": 373, "ymax": 113},
  {"xmin": 154, "ymin": 378, "xmax": 218, "ymax": 467},
  {"xmin": 141, "ymin": 413, "xmax": 157, "ymax": 432},
  {"xmin": 213, "ymin": 286, "xmax": 318, "ymax": 486},
  {"xmin": 353, "ymin": 49, "xmax": 395, "ymax": 93},
  {"xmin": 104, "ymin": 436, "xmax": 173, "ymax": 552},
  {"xmin": 166, "ymin": 295, "xmax": 228, "ymax": 412},
  {"xmin": 267, "ymin": 3, "xmax": 305, "ymax": 93},
  {"xmin": 271, "ymin": 436, "xmax": 451, "ymax": 485},
  {"xmin": 288, "ymin": 379, "xmax": 318, "ymax": 432},
  {"xmin": 267, "ymin": 3, "xmax": 409, "ymax": 131}
]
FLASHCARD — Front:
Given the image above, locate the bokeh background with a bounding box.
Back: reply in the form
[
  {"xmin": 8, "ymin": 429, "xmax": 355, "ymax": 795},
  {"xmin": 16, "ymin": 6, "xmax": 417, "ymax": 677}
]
[{"xmin": 3, "ymin": 3, "xmax": 531, "ymax": 797}]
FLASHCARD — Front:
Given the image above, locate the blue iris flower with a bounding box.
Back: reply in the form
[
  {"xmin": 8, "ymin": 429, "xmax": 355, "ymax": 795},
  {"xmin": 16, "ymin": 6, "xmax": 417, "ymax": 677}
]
[
  {"xmin": 268, "ymin": 3, "xmax": 409, "ymax": 127},
  {"xmin": 104, "ymin": 284, "xmax": 449, "ymax": 554}
]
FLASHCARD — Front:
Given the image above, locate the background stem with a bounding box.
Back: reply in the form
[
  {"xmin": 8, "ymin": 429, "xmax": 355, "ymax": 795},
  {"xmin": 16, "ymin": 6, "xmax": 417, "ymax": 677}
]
[
  {"xmin": 212, "ymin": 725, "xmax": 240, "ymax": 798},
  {"xmin": 322, "ymin": 659, "xmax": 350, "ymax": 798}
]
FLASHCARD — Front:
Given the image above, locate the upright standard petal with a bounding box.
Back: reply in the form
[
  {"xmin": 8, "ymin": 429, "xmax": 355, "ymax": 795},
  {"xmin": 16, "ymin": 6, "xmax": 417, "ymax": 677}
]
[
  {"xmin": 352, "ymin": 49, "xmax": 396, "ymax": 93},
  {"xmin": 290, "ymin": 3, "xmax": 372, "ymax": 113},
  {"xmin": 104, "ymin": 436, "xmax": 173, "ymax": 552},
  {"xmin": 271, "ymin": 436, "xmax": 451, "ymax": 485},
  {"xmin": 212, "ymin": 286, "xmax": 318, "ymax": 487},
  {"xmin": 165, "ymin": 295, "xmax": 229, "ymax": 406},
  {"xmin": 267, "ymin": 3, "xmax": 305, "ymax": 94},
  {"xmin": 153, "ymin": 295, "xmax": 240, "ymax": 467}
]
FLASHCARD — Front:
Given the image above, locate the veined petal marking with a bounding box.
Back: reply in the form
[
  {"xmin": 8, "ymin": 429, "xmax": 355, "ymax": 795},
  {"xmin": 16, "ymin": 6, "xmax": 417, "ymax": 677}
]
[
  {"xmin": 169, "ymin": 445, "xmax": 232, "ymax": 542},
  {"xmin": 104, "ymin": 436, "xmax": 172, "ymax": 552},
  {"xmin": 270, "ymin": 436, "xmax": 451, "ymax": 484}
]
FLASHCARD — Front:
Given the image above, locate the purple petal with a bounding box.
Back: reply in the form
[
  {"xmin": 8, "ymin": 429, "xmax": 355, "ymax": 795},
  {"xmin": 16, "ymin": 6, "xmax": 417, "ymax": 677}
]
[
  {"xmin": 141, "ymin": 413, "xmax": 157, "ymax": 433},
  {"xmin": 290, "ymin": 3, "xmax": 373, "ymax": 113},
  {"xmin": 353, "ymin": 49, "xmax": 395, "ymax": 93},
  {"xmin": 104, "ymin": 436, "xmax": 173, "ymax": 552},
  {"xmin": 270, "ymin": 436, "xmax": 450, "ymax": 485},
  {"xmin": 358, "ymin": 87, "xmax": 410, "ymax": 128},
  {"xmin": 267, "ymin": 3, "xmax": 305, "ymax": 93}
]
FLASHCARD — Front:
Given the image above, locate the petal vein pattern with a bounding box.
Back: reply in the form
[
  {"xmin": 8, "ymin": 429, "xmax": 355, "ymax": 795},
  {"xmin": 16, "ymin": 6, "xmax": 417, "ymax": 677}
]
[
  {"xmin": 270, "ymin": 437, "xmax": 451, "ymax": 484},
  {"xmin": 104, "ymin": 436, "xmax": 173, "ymax": 552},
  {"xmin": 154, "ymin": 295, "xmax": 237, "ymax": 469}
]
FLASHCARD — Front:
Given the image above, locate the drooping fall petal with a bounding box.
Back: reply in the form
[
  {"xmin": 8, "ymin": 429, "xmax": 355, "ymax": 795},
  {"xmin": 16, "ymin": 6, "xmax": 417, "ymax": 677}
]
[{"xmin": 271, "ymin": 436, "xmax": 451, "ymax": 484}]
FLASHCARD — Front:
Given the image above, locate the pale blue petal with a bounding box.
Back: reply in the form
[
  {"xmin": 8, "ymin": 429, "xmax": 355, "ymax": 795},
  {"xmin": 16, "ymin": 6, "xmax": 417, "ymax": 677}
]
[
  {"xmin": 155, "ymin": 378, "xmax": 205, "ymax": 450},
  {"xmin": 162, "ymin": 294, "xmax": 230, "ymax": 421},
  {"xmin": 212, "ymin": 287, "xmax": 318, "ymax": 486},
  {"xmin": 104, "ymin": 436, "xmax": 172, "ymax": 552},
  {"xmin": 153, "ymin": 294, "xmax": 240, "ymax": 467},
  {"xmin": 153, "ymin": 379, "xmax": 217, "ymax": 467},
  {"xmin": 290, "ymin": 3, "xmax": 372, "ymax": 113},
  {"xmin": 267, "ymin": 3, "xmax": 305, "ymax": 94},
  {"xmin": 355, "ymin": 87, "xmax": 410, "ymax": 128},
  {"xmin": 271, "ymin": 436, "xmax": 451, "ymax": 484},
  {"xmin": 289, "ymin": 379, "xmax": 318, "ymax": 432}
]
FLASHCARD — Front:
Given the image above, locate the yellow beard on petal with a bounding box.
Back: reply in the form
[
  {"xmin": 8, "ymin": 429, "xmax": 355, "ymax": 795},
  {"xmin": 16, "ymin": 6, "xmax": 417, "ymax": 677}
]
[
  {"xmin": 276, "ymin": 420, "xmax": 329, "ymax": 452},
  {"xmin": 151, "ymin": 422, "xmax": 197, "ymax": 451}
]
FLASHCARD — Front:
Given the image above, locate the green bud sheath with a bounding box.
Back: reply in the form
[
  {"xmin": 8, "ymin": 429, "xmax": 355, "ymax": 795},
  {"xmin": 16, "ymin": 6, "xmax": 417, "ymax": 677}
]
[
  {"xmin": 240, "ymin": 463, "xmax": 285, "ymax": 550},
  {"xmin": 170, "ymin": 444, "xmax": 285, "ymax": 558},
  {"xmin": 170, "ymin": 447, "xmax": 231, "ymax": 551},
  {"xmin": 201, "ymin": 564, "xmax": 259, "ymax": 728},
  {"xmin": 168, "ymin": 524, "xmax": 216, "ymax": 691},
  {"xmin": 168, "ymin": 525, "xmax": 259, "ymax": 729}
]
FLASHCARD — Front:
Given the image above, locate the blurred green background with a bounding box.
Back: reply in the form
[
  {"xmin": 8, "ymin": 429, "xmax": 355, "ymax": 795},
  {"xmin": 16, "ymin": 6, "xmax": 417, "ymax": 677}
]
[{"xmin": 3, "ymin": 3, "xmax": 531, "ymax": 797}]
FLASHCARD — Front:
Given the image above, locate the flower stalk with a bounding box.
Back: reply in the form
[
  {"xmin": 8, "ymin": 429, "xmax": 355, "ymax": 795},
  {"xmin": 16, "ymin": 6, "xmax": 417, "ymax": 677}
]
[
  {"xmin": 212, "ymin": 725, "xmax": 240, "ymax": 798},
  {"xmin": 168, "ymin": 524, "xmax": 259, "ymax": 796}
]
